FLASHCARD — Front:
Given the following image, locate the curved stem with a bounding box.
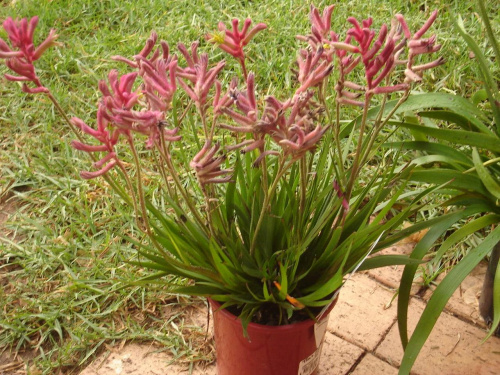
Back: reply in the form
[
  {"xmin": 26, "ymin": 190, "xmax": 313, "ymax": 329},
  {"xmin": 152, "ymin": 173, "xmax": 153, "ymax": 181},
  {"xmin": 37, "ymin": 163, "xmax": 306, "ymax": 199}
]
[
  {"xmin": 127, "ymin": 135, "xmax": 169, "ymax": 258},
  {"xmin": 299, "ymin": 157, "xmax": 307, "ymax": 215},
  {"xmin": 157, "ymin": 131, "xmax": 207, "ymax": 229},
  {"xmin": 464, "ymin": 156, "xmax": 500, "ymax": 174},
  {"xmin": 115, "ymin": 160, "xmax": 141, "ymax": 229}
]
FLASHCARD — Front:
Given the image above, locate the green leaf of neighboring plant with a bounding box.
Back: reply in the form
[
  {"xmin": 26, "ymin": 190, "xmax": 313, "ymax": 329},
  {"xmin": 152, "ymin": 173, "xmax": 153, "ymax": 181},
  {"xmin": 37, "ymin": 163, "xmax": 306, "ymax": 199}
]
[
  {"xmin": 472, "ymin": 89, "xmax": 488, "ymax": 106},
  {"xmin": 431, "ymin": 214, "xmax": 500, "ymax": 265},
  {"xmin": 485, "ymin": 259, "xmax": 500, "ymax": 340},
  {"xmin": 472, "ymin": 148, "xmax": 500, "ymax": 200},
  {"xmin": 454, "ymin": 11, "xmax": 500, "ymax": 131},
  {"xmin": 399, "ymin": 225, "xmax": 500, "ymax": 375},
  {"xmin": 398, "ymin": 123, "xmax": 500, "ymax": 153},
  {"xmin": 396, "ymin": 93, "xmax": 490, "ymax": 134},
  {"xmin": 357, "ymin": 255, "xmax": 424, "ymax": 271},
  {"xmin": 418, "ymin": 110, "xmax": 489, "ymax": 133},
  {"xmin": 397, "ymin": 208, "xmax": 479, "ymax": 349},
  {"xmin": 385, "ymin": 141, "xmax": 473, "ymax": 167}
]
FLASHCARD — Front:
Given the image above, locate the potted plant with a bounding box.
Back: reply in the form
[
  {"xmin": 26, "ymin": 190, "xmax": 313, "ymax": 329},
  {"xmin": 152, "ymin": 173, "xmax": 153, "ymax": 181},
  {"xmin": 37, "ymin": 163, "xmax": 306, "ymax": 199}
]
[{"xmin": 0, "ymin": 4, "xmax": 444, "ymax": 374}]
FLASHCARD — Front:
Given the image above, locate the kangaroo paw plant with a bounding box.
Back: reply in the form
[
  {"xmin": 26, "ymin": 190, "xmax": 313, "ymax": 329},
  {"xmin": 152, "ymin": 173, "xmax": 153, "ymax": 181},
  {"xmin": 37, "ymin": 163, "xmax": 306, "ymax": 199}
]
[{"xmin": 1, "ymin": 4, "xmax": 444, "ymax": 372}]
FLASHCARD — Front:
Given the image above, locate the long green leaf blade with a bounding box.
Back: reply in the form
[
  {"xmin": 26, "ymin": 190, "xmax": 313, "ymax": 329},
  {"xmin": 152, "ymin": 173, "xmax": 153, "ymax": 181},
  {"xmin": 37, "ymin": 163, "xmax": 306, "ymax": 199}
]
[{"xmin": 399, "ymin": 225, "xmax": 500, "ymax": 374}]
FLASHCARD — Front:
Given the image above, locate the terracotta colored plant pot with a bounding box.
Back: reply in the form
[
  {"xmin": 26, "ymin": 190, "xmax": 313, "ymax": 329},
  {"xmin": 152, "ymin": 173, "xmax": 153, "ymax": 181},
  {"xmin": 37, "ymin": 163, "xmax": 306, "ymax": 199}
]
[{"xmin": 209, "ymin": 296, "xmax": 338, "ymax": 375}]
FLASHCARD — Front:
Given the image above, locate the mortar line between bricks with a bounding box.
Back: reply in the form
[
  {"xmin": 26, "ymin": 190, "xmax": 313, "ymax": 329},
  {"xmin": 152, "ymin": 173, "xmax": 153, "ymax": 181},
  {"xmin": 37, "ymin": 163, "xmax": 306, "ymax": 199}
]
[
  {"xmin": 369, "ymin": 304, "xmax": 400, "ymax": 370},
  {"xmin": 330, "ymin": 331, "xmax": 366, "ymax": 352},
  {"xmin": 366, "ymin": 270, "xmax": 491, "ymax": 341},
  {"xmin": 344, "ymin": 350, "xmax": 367, "ymax": 374}
]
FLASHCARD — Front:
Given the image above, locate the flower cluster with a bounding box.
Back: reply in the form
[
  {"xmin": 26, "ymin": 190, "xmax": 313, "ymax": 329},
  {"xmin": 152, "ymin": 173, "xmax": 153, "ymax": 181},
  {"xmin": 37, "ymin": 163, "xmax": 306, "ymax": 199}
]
[
  {"xmin": 0, "ymin": 7, "xmax": 444, "ymax": 188},
  {"xmin": 298, "ymin": 6, "xmax": 444, "ymax": 104},
  {"xmin": 0, "ymin": 16, "xmax": 59, "ymax": 93}
]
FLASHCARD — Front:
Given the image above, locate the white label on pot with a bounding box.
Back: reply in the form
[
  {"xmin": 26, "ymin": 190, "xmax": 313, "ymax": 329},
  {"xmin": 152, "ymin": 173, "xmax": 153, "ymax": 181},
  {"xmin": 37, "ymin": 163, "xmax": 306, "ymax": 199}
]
[
  {"xmin": 314, "ymin": 317, "xmax": 329, "ymax": 349},
  {"xmin": 298, "ymin": 344, "xmax": 323, "ymax": 375}
]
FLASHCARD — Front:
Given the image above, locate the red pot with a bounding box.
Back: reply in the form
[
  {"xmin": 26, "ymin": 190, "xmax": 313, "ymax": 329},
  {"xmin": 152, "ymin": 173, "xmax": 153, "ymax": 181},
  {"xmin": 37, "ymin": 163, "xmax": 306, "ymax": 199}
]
[{"xmin": 209, "ymin": 297, "xmax": 338, "ymax": 375}]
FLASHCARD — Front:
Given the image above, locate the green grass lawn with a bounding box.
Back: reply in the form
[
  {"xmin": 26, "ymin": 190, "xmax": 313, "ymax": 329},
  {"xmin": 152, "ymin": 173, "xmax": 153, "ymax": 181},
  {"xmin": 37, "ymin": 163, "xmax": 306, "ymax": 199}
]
[{"xmin": 0, "ymin": 0, "xmax": 498, "ymax": 373}]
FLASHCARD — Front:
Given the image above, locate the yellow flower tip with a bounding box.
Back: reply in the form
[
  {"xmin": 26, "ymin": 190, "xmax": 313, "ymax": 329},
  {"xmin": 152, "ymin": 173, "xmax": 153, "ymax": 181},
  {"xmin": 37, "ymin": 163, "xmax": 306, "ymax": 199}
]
[
  {"xmin": 323, "ymin": 43, "xmax": 331, "ymax": 50},
  {"xmin": 208, "ymin": 31, "xmax": 226, "ymax": 45}
]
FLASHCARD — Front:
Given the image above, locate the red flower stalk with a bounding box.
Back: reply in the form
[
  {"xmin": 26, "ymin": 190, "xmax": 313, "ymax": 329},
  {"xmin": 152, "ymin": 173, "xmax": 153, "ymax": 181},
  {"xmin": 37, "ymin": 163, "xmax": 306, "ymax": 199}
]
[
  {"xmin": 190, "ymin": 142, "xmax": 233, "ymax": 185},
  {"xmin": 0, "ymin": 16, "xmax": 59, "ymax": 93},
  {"xmin": 111, "ymin": 31, "xmax": 162, "ymax": 69},
  {"xmin": 99, "ymin": 70, "xmax": 140, "ymax": 111},
  {"xmin": 297, "ymin": 5, "xmax": 338, "ymax": 63},
  {"xmin": 99, "ymin": 69, "xmax": 179, "ymax": 148},
  {"xmin": 277, "ymin": 91, "xmax": 328, "ymax": 158},
  {"xmin": 346, "ymin": 17, "xmax": 397, "ymax": 91},
  {"xmin": 206, "ymin": 18, "xmax": 266, "ymax": 79},
  {"xmin": 213, "ymin": 77, "xmax": 238, "ymax": 116},
  {"xmin": 72, "ymin": 68, "xmax": 181, "ymax": 179},
  {"xmin": 220, "ymin": 73, "xmax": 266, "ymax": 154}
]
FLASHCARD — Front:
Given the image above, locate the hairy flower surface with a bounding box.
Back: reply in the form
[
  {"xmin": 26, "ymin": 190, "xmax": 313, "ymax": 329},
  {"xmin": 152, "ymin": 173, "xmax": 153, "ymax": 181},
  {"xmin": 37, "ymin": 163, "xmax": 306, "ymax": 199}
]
[
  {"xmin": 190, "ymin": 142, "xmax": 233, "ymax": 185},
  {"xmin": 177, "ymin": 42, "xmax": 225, "ymax": 111},
  {"xmin": 113, "ymin": 32, "xmax": 178, "ymax": 111}
]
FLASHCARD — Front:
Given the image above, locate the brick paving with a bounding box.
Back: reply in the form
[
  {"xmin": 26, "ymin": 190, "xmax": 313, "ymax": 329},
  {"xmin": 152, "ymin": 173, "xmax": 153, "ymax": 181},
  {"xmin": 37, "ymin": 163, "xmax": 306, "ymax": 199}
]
[{"xmin": 81, "ymin": 261, "xmax": 500, "ymax": 375}]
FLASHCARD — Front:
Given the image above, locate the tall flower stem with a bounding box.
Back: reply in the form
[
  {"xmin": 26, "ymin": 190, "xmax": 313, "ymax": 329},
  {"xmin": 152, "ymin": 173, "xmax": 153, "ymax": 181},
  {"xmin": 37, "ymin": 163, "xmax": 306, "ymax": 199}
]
[
  {"xmin": 199, "ymin": 106, "xmax": 209, "ymax": 139},
  {"xmin": 157, "ymin": 131, "xmax": 207, "ymax": 230},
  {"xmin": 260, "ymin": 151, "xmax": 269, "ymax": 198},
  {"xmin": 115, "ymin": 159, "xmax": 141, "ymax": 229},
  {"xmin": 345, "ymin": 94, "xmax": 372, "ymax": 199},
  {"xmin": 358, "ymin": 89, "xmax": 410, "ymax": 170},
  {"xmin": 299, "ymin": 157, "xmax": 307, "ymax": 215},
  {"xmin": 239, "ymin": 58, "xmax": 248, "ymax": 81},
  {"xmin": 127, "ymin": 135, "xmax": 169, "ymax": 258},
  {"xmin": 250, "ymin": 157, "xmax": 293, "ymax": 255},
  {"xmin": 152, "ymin": 145, "xmax": 178, "ymax": 201}
]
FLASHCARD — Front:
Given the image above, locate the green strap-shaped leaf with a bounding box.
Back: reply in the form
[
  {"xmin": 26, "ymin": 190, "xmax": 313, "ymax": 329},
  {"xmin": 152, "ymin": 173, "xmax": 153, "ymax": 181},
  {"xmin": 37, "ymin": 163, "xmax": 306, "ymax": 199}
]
[
  {"xmin": 431, "ymin": 214, "xmax": 500, "ymax": 265},
  {"xmin": 399, "ymin": 225, "xmax": 500, "ymax": 374},
  {"xmin": 418, "ymin": 110, "xmax": 492, "ymax": 134},
  {"xmin": 411, "ymin": 155, "xmax": 469, "ymax": 170},
  {"xmin": 398, "ymin": 123, "xmax": 500, "ymax": 153},
  {"xmin": 486, "ymin": 259, "xmax": 500, "ymax": 340},
  {"xmin": 340, "ymin": 93, "xmax": 488, "ymax": 140},
  {"xmin": 472, "ymin": 148, "xmax": 500, "ymax": 200},
  {"xmin": 454, "ymin": 9, "xmax": 500, "ymax": 131},
  {"xmin": 409, "ymin": 169, "xmax": 491, "ymax": 197},
  {"xmin": 397, "ymin": 207, "xmax": 481, "ymax": 349},
  {"xmin": 384, "ymin": 141, "xmax": 473, "ymax": 167},
  {"xmin": 356, "ymin": 255, "xmax": 424, "ymax": 271}
]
